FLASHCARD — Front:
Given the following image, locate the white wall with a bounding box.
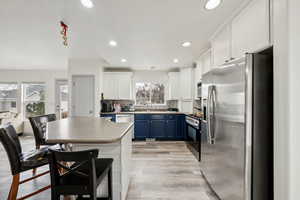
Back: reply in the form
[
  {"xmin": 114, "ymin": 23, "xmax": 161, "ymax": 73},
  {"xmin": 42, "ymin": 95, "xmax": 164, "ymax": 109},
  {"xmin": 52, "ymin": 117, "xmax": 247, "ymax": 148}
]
[
  {"xmin": 273, "ymin": 0, "xmax": 300, "ymax": 199},
  {"xmin": 0, "ymin": 69, "xmax": 68, "ymax": 133},
  {"xmin": 68, "ymin": 59, "xmax": 105, "ymax": 117}
]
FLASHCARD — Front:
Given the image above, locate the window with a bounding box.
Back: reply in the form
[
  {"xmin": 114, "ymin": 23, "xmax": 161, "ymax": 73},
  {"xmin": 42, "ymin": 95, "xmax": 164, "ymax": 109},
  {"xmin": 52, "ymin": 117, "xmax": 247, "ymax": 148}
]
[
  {"xmin": 22, "ymin": 83, "xmax": 46, "ymax": 118},
  {"xmin": 0, "ymin": 83, "xmax": 18, "ymax": 112},
  {"xmin": 135, "ymin": 83, "xmax": 165, "ymax": 105}
]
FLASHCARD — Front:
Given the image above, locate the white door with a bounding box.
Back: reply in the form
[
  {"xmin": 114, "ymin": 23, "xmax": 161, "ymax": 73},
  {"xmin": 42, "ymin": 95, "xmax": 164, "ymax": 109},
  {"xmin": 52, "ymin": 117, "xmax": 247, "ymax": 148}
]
[
  {"xmin": 55, "ymin": 79, "xmax": 69, "ymax": 119},
  {"xmin": 72, "ymin": 75, "xmax": 95, "ymax": 117}
]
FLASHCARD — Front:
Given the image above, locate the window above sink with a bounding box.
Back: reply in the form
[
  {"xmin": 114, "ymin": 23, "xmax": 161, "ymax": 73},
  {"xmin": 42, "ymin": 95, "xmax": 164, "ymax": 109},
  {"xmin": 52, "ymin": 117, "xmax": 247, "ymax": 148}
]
[{"xmin": 135, "ymin": 82, "xmax": 165, "ymax": 106}]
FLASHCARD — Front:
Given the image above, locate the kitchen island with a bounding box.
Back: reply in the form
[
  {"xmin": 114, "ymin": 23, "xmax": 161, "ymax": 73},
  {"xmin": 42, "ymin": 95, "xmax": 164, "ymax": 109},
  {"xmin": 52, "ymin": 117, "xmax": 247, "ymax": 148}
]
[{"xmin": 46, "ymin": 117, "xmax": 134, "ymax": 200}]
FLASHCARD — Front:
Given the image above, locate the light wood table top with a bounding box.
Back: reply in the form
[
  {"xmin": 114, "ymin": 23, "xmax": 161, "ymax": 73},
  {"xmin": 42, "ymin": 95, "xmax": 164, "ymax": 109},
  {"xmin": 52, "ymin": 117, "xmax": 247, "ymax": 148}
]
[{"xmin": 45, "ymin": 117, "xmax": 133, "ymax": 144}]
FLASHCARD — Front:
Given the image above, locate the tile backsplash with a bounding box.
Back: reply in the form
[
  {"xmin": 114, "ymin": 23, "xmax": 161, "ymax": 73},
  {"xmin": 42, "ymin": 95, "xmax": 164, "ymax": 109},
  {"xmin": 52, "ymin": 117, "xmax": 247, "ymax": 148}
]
[{"xmin": 101, "ymin": 99, "xmax": 179, "ymax": 111}]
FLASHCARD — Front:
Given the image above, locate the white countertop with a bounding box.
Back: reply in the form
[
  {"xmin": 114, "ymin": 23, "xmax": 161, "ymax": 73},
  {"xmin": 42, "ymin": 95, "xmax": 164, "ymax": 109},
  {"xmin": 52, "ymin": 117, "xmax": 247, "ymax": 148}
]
[{"xmin": 45, "ymin": 117, "xmax": 134, "ymax": 144}]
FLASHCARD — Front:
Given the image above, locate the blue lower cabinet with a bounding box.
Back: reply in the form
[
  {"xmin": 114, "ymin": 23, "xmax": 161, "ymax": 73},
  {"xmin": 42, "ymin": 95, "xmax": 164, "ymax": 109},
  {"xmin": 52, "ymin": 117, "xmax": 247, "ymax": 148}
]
[
  {"xmin": 150, "ymin": 120, "xmax": 166, "ymax": 139},
  {"xmin": 166, "ymin": 120, "xmax": 177, "ymax": 138},
  {"xmin": 134, "ymin": 120, "xmax": 150, "ymax": 139},
  {"xmin": 176, "ymin": 115, "xmax": 186, "ymax": 139},
  {"xmin": 133, "ymin": 114, "xmax": 185, "ymax": 140}
]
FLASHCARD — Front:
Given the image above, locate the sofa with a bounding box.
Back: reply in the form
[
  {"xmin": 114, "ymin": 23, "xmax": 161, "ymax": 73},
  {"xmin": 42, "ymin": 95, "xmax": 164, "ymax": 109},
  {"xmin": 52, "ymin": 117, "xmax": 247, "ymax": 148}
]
[{"xmin": 0, "ymin": 111, "xmax": 24, "ymax": 134}]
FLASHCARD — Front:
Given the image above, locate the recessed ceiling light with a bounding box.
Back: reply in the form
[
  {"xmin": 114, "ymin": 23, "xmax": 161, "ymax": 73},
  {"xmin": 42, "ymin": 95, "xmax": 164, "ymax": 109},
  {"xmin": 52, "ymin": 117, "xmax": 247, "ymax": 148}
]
[
  {"xmin": 109, "ymin": 40, "xmax": 117, "ymax": 47},
  {"xmin": 81, "ymin": 0, "xmax": 94, "ymax": 8},
  {"xmin": 205, "ymin": 0, "xmax": 222, "ymax": 10},
  {"xmin": 182, "ymin": 41, "xmax": 192, "ymax": 47},
  {"xmin": 121, "ymin": 58, "xmax": 127, "ymax": 63},
  {"xmin": 173, "ymin": 59, "xmax": 179, "ymax": 63}
]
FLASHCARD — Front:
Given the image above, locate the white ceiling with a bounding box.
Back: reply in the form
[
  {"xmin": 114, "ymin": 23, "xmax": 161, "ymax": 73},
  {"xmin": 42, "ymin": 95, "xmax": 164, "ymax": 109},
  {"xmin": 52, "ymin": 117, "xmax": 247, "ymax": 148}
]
[{"xmin": 0, "ymin": 0, "xmax": 246, "ymax": 70}]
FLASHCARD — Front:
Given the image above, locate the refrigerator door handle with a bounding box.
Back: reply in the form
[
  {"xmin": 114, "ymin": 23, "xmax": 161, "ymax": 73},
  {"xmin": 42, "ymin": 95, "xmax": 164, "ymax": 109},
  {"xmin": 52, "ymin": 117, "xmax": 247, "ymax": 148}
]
[
  {"xmin": 245, "ymin": 53, "xmax": 253, "ymax": 200},
  {"xmin": 207, "ymin": 86, "xmax": 214, "ymax": 145},
  {"xmin": 210, "ymin": 86, "xmax": 216, "ymax": 143},
  {"xmin": 207, "ymin": 86, "xmax": 211, "ymax": 144}
]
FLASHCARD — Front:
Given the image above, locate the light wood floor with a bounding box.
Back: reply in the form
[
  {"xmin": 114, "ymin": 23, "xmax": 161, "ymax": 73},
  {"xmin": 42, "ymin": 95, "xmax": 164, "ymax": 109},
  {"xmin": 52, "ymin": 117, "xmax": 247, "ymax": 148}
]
[{"xmin": 0, "ymin": 136, "xmax": 218, "ymax": 200}]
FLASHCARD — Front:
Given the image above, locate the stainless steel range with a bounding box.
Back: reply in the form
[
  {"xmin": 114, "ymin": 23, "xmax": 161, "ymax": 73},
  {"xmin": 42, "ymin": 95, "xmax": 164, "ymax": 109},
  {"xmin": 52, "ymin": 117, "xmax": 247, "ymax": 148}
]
[{"xmin": 185, "ymin": 115, "xmax": 201, "ymax": 161}]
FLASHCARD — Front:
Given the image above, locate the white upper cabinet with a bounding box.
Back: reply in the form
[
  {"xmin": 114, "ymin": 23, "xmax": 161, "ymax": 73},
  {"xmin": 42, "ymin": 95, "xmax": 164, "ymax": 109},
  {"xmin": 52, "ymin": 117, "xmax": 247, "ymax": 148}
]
[
  {"xmin": 202, "ymin": 49, "xmax": 212, "ymax": 75},
  {"xmin": 211, "ymin": 25, "xmax": 231, "ymax": 66},
  {"xmin": 103, "ymin": 72, "xmax": 133, "ymax": 100},
  {"xmin": 194, "ymin": 60, "xmax": 202, "ymax": 99},
  {"xmin": 231, "ymin": 0, "xmax": 270, "ymax": 59},
  {"xmin": 179, "ymin": 67, "xmax": 194, "ymax": 100},
  {"xmin": 118, "ymin": 74, "xmax": 132, "ymax": 100},
  {"xmin": 103, "ymin": 74, "xmax": 118, "ymax": 99},
  {"xmin": 168, "ymin": 72, "xmax": 180, "ymax": 100}
]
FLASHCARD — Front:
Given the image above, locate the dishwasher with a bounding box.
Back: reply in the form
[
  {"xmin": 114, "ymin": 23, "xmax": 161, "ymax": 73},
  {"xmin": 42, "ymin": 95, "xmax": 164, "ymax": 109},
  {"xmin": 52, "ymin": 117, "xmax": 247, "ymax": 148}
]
[{"xmin": 115, "ymin": 114, "xmax": 134, "ymax": 139}]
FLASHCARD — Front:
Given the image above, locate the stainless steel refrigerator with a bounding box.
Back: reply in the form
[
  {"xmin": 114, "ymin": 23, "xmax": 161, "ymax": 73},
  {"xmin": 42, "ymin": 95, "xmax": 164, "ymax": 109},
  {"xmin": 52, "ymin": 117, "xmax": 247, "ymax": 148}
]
[{"xmin": 201, "ymin": 47, "xmax": 273, "ymax": 200}]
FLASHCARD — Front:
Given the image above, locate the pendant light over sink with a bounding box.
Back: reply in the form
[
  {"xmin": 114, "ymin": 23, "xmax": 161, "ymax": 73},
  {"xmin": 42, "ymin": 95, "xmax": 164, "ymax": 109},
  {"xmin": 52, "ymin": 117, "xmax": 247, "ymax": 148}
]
[{"xmin": 205, "ymin": 0, "xmax": 222, "ymax": 10}]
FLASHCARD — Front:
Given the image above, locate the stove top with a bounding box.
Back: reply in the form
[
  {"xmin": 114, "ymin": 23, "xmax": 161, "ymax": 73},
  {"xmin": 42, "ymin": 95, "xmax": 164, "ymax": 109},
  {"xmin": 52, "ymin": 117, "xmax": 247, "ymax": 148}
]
[{"xmin": 186, "ymin": 114, "xmax": 202, "ymax": 120}]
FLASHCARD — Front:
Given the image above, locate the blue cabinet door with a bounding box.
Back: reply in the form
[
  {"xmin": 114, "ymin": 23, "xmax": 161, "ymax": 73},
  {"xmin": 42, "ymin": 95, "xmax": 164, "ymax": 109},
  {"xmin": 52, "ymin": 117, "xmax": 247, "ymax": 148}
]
[
  {"xmin": 134, "ymin": 120, "xmax": 150, "ymax": 139},
  {"xmin": 150, "ymin": 120, "xmax": 166, "ymax": 138},
  {"xmin": 176, "ymin": 115, "xmax": 186, "ymax": 139},
  {"xmin": 166, "ymin": 120, "xmax": 177, "ymax": 138}
]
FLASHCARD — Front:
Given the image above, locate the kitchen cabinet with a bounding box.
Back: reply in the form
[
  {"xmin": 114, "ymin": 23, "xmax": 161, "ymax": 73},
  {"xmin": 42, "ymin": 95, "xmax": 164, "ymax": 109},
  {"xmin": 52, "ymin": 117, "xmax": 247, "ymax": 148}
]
[
  {"xmin": 166, "ymin": 119, "xmax": 177, "ymax": 138},
  {"xmin": 168, "ymin": 72, "xmax": 180, "ymax": 100},
  {"xmin": 211, "ymin": 25, "xmax": 231, "ymax": 66},
  {"xmin": 135, "ymin": 120, "xmax": 150, "ymax": 139},
  {"xmin": 202, "ymin": 49, "xmax": 212, "ymax": 75},
  {"xmin": 103, "ymin": 72, "xmax": 133, "ymax": 100},
  {"xmin": 231, "ymin": 0, "xmax": 270, "ymax": 59},
  {"xmin": 194, "ymin": 60, "xmax": 202, "ymax": 99},
  {"xmin": 177, "ymin": 115, "xmax": 186, "ymax": 139},
  {"xmin": 103, "ymin": 75, "xmax": 118, "ymax": 99},
  {"xmin": 179, "ymin": 67, "xmax": 194, "ymax": 100},
  {"xmin": 118, "ymin": 74, "xmax": 132, "ymax": 99},
  {"xmin": 150, "ymin": 120, "xmax": 165, "ymax": 139},
  {"xmin": 134, "ymin": 114, "xmax": 185, "ymax": 140}
]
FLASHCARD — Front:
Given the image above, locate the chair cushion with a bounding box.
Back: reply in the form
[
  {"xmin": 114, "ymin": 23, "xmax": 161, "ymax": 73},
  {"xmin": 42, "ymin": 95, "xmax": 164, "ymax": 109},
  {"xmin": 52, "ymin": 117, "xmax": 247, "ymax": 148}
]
[
  {"xmin": 59, "ymin": 158, "xmax": 113, "ymax": 186},
  {"xmin": 20, "ymin": 144, "xmax": 64, "ymax": 172}
]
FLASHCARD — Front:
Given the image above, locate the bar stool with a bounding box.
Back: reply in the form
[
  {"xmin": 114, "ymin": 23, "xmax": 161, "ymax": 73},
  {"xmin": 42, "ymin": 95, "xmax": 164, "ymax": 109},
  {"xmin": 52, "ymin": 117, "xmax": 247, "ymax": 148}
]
[
  {"xmin": 48, "ymin": 149, "xmax": 113, "ymax": 200},
  {"xmin": 0, "ymin": 125, "xmax": 53, "ymax": 200},
  {"xmin": 28, "ymin": 114, "xmax": 57, "ymax": 150},
  {"xmin": 29, "ymin": 114, "xmax": 62, "ymax": 175}
]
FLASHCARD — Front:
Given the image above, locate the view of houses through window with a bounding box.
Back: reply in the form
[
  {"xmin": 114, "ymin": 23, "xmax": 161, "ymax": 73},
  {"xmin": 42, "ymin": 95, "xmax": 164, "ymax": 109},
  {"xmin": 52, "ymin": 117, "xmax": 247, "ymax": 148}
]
[
  {"xmin": 0, "ymin": 83, "xmax": 18, "ymax": 112},
  {"xmin": 22, "ymin": 83, "xmax": 46, "ymax": 118},
  {"xmin": 135, "ymin": 82, "xmax": 165, "ymax": 105}
]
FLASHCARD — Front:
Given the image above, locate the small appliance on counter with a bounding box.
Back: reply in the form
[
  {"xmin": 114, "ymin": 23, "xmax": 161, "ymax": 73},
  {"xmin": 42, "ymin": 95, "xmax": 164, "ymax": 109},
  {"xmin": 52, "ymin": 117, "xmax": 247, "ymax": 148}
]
[
  {"xmin": 114, "ymin": 104, "xmax": 121, "ymax": 113},
  {"xmin": 101, "ymin": 101, "xmax": 114, "ymax": 113},
  {"xmin": 167, "ymin": 108, "xmax": 179, "ymax": 112}
]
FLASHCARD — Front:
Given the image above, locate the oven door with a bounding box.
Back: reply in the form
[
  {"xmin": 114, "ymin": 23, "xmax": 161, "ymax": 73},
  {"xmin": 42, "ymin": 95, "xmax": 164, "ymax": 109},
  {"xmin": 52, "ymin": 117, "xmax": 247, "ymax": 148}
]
[{"xmin": 186, "ymin": 123, "xmax": 201, "ymax": 161}]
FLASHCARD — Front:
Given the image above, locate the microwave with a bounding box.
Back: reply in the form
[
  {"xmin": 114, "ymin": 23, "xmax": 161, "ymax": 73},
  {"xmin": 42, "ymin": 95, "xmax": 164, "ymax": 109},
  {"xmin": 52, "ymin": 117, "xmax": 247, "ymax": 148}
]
[{"xmin": 197, "ymin": 82, "xmax": 202, "ymax": 98}]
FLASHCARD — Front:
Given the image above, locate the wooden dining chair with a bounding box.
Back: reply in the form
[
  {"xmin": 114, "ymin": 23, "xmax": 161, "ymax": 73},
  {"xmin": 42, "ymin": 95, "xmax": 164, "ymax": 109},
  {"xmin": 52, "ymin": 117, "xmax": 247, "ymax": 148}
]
[
  {"xmin": 48, "ymin": 149, "xmax": 113, "ymax": 200},
  {"xmin": 0, "ymin": 124, "xmax": 53, "ymax": 200}
]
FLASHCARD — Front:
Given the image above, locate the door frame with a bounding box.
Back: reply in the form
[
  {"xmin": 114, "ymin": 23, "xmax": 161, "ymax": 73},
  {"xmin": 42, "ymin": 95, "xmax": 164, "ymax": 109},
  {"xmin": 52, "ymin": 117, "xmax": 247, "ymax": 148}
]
[
  {"xmin": 71, "ymin": 75, "xmax": 95, "ymax": 117},
  {"xmin": 55, "ymin": 79, "xmax": 68, "ymax": 119}
]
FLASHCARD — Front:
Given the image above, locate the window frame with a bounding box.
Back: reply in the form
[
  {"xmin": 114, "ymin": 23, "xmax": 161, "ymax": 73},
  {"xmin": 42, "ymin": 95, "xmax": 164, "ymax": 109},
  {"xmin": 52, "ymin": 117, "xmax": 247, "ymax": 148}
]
[
  {"xmin": 22, "ymin": 82, "xmax": 46, "ymax": 118},
  {"xmin": 135, "ymin": 82, "xmax": 166, "ymax": 106},
  {"xmin": 0, "ymin": 82, "xmax": 19, "ymax": 113}
]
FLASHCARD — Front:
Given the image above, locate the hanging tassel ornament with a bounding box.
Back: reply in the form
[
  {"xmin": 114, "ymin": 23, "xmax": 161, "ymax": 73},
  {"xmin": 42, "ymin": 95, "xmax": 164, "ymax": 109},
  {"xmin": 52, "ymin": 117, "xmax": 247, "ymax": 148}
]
[{"xmin": 60, "ymin": 21, "xmax": 68, "ymax": 46}]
